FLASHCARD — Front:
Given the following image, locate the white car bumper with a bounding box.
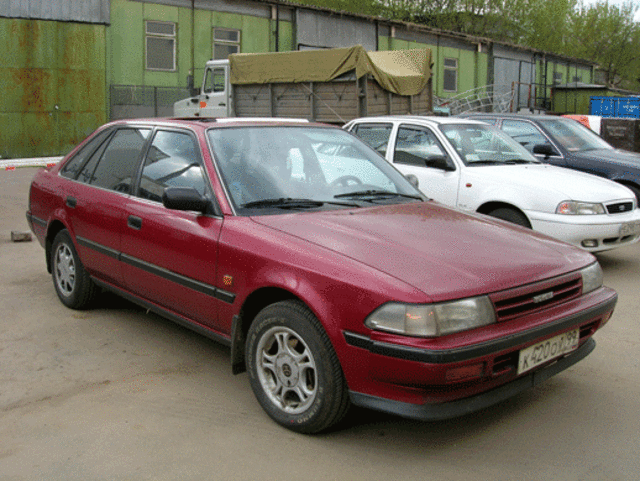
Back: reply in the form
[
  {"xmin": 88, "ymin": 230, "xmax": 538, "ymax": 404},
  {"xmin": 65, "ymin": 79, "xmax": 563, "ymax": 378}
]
[{"xmin": 527, "ymin": 209, "xmax": 640, "ymax": 252}]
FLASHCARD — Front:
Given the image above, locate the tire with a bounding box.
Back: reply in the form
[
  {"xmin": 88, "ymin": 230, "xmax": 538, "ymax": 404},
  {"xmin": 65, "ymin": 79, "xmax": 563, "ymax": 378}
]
[
  {"xmin": 487, "ymin": 207, "xmax": 531, "ymax": 229},
  {"xmin": 51, "ymin": 230, "xmax": 98, "ymax": 309},
  {"xmin": 245, "ymin": 300, "xmax": 350, "ymax": 434}
]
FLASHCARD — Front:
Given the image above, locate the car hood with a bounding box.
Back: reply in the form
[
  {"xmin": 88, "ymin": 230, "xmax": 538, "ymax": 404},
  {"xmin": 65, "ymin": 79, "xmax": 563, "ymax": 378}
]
[
  {"xmin": 575, "ymin": 148, "xmax": 640, "ymax": 171},
  {"xmin": 252, "ymin": 202, "xmax": 594, "ymax": 302},
  {"xmin": 477, "ymin": 163, "xmax": 634, "ymax": 201}
]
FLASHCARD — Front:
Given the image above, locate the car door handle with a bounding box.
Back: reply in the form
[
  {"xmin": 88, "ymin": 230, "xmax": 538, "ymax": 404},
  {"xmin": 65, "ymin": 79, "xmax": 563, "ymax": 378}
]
[
  {"xmin": 66, "ymin": 196, "xmax": 77, "ymax": 208},
  {"xmin": 127, "ymin": 215, "xmax": 142, "ymax": 230}
]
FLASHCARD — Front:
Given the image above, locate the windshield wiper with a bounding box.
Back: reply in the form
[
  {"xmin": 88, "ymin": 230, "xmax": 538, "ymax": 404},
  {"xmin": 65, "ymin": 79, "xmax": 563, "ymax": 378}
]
[
  {"xmin": 502, "ymin": 159, "xmax": 538, "ymax": 164},
  {"xmin": 242, "ymin": 197, "xmax": 360, "ymax": 209},
  {"xmin": 334, "ymin": 190, "xmax": 422, "ymax": 201},
  {"xmin": 466, "ymin": 160, "xmax": 502, "ymax": 166}
]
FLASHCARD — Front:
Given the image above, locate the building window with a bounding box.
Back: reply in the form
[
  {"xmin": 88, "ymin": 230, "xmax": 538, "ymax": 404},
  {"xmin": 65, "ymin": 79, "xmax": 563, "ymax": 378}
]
[
  {"xmin": 443, "ymin": 58, "xmax": 458, "ymax": 92},
  {"xmin": 553, "ymin": 72, "xmax": 563, "ymax": 84},
  {"xmin": 213, "ymin": 27, "xmax": 241, "ymax": 60},
  {"xmin": 146, "ymin": 21, "xmax": 176, "ymax": 71}
]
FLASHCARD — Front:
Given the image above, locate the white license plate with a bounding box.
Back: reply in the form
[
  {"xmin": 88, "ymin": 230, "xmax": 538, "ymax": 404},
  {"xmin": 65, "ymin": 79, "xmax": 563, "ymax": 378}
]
[
  {"xmin": 517, "ymin": 329, "xmax": 579, "ymax": 375},
  {"xmin": 620, "ymin": 221, "xmax": 640, "ymax": 237}
]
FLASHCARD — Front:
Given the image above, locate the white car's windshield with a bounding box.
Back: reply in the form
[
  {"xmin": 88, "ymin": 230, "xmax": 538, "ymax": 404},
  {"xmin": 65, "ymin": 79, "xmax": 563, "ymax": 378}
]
[
  {"xmin": 538, "ymin": 118, "xmax": 613, "ymax": 152},
  {"xmin": 208, "ymin": 126, "xmax": 423, "ymax": 213},
  {"xmin": 439, "ymin": 123, "xmax": 539, "ymax": 166}
]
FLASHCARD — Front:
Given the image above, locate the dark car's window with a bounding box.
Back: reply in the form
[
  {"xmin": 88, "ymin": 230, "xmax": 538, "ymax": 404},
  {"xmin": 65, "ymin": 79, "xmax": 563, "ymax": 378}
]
[
  {"xmin": 351, "ymin": 123, "xmax": 393, "ymax": 156},
  {"xmin": 137, "ymin": 130, "xmax": 206, "ymax": 202},
  {"xmin": 394, "ymin": 125, "xmax": 453, "ymax": 170},
  {"xmin": 501, "ymin": 120, "xmax": 550, "ymax": 153},
  {"xmin": 89, "ymin": 128, "xmax": 151, "ymax": 193},
  {"xmin": 537, "ymin": 118, "xmax": 613, "ymax": 152},
  {"xmin": 60, "ymin": 129, "xmax": 112, "ymax": 179}
]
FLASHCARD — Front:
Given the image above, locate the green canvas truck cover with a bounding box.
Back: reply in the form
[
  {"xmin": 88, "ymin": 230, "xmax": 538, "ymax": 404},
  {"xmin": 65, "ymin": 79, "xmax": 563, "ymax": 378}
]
[{"xmin": 229, "ymin": 45, "xmax": 431, "ymax": 96}]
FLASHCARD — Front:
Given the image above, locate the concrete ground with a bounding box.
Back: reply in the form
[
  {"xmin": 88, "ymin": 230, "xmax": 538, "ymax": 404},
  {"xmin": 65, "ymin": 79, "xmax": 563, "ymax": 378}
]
[{"xmin": 1, "ymin": 168, "xmax": 639, "ymax": 481}]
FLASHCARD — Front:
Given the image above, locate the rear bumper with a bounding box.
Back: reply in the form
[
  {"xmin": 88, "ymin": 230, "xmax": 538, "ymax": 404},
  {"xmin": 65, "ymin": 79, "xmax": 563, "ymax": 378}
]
[{"xmin": 349, "ymin": 337, "xmax": 595, "ymax": 421}]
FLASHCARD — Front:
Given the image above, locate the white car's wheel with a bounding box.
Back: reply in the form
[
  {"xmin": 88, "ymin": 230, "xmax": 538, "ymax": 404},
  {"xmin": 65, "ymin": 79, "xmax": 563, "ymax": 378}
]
[{"xmin": 488, "ymin": 207, "xmax": 531, "ymax": 229}]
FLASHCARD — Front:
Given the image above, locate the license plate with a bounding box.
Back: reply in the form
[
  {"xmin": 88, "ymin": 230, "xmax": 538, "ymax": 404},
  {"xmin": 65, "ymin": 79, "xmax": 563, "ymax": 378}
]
[
  {"xmin": 620, "ymin": 221, "xmax": 640, "ymax": 237},
  {"xmin": 517, "ymin": 329, "xmax": 579, "ymax": 375}
]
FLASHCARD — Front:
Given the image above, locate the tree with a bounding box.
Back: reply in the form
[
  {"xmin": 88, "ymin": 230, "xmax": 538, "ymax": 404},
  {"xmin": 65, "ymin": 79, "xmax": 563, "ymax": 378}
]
[{"xmin": 565, "ymin": 1, "xmax": 640, "ymax": 89}]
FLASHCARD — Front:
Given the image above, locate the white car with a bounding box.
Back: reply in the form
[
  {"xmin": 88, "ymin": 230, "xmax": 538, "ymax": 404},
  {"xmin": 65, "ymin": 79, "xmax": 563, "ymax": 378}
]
[{"xmin": 344, "ymin": 116, "xmax": 640, "ymax": 252}]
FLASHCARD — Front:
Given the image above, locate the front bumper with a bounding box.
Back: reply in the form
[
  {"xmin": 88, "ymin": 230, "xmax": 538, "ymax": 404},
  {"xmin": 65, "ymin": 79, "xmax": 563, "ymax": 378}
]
[
  {"xmin": 343, "ymin": 292, "xmax": 616, "ymax": 420},
  {"xmin": 527, "ymin": 209, "xmax": 640, "ymax": 252},
  {"xmin": 349, "ymin": 338, "xmax": 595, "ymax": 421}
]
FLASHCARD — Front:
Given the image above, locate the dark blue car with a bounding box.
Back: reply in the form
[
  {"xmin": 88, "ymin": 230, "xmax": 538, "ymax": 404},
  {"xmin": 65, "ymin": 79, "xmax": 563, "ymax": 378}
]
[{"xmin": 461, "ymin": 114, "xmax": 640, "ymax": 202}]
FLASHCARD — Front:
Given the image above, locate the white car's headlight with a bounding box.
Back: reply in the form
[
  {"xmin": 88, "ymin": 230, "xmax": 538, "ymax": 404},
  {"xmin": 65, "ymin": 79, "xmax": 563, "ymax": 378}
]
[
  {"xmin": 556, "ymin": 201, "xmax": 605, "ymax": 215},
  {"xmin": 581, "ymin": 262, "xmax": 603, "ymax": 294},
  {"xmin": 365, "ymin": 296, "xmax": 496, "ymax": 337}
]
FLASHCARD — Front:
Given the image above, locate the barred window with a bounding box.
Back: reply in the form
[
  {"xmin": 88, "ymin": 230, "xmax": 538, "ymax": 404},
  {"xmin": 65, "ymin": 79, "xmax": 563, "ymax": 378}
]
[
  {"xmin": 146, "ymin": 21, "xmax": 176, "ymax": 71},
  {"xmin": 443, "ymin": 58, "xmax": 458, "ymax": 92},
  {"xmin": 213, "ymin": 27, "xmax": 240, "ymax": 60}
]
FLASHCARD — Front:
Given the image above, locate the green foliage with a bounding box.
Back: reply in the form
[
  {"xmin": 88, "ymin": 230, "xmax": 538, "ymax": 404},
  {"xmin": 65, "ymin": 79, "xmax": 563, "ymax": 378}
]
[
  {"xmin": 565, "ymin": 1, "xmax": 640, "ymax": 89},
  {"xmin": 285, "ymin": 0, "xmax": 383, "ymax": 16}
]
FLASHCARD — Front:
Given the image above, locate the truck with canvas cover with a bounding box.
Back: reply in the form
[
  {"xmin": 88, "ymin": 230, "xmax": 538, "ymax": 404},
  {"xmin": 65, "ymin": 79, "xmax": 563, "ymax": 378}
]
[{"xmin": 173, "ymin": 46, "xmax": 433, "ymax": 123}]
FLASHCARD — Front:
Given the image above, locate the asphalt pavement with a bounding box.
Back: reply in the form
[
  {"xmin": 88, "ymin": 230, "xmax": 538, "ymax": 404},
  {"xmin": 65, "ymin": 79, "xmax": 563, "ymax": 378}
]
[{"xmin": 1, "ymin": 168, "xmax": 639, "ymax": 481}]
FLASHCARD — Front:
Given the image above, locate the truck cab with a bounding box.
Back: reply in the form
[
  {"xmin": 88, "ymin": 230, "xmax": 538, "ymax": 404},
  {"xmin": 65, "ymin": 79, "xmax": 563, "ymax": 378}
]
[{"xmin": 174, "ymin": 60, "xmax": 231, "ymax": 118}]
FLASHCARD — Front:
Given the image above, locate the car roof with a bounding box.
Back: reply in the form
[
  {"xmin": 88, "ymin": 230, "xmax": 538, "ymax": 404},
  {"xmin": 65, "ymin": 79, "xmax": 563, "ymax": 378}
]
[
  {"xmin": 101, "ymin": 117, "xmax": 333, "ymax": 131},
  {"xmin": 351, "ymin": 115, "xmax": 487, "ymax": 126},
  {"xmin": 461, "ymin": 113, "xmax": 559, "ymax": 121}
]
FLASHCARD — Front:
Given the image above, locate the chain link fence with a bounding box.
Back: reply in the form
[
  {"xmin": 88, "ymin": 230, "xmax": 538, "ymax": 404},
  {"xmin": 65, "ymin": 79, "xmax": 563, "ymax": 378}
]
[{"xmin": 110, "ymin": 85, "xmax": 191, "ymax": 120}]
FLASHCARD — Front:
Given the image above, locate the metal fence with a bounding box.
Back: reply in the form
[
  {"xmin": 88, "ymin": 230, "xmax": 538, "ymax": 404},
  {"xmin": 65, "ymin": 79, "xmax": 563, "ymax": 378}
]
[{"xmin": 110, "ymin": 85, "xmax": 191, "ymax": 120}]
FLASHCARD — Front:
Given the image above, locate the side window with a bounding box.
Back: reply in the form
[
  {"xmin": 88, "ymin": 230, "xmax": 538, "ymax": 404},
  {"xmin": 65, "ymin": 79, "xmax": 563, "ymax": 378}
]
[
  {"xmin": 203, "ymin": 67, "xmax": 226, "ymax": 94},
  {"xmin": 89, "ymin": 128, "xmax": 151, "ymax": 193},
  {"xmin": 60, "ymin": 129, "xmax": 112, "ymax": 180},
  {"xmin": 138, "ymin": 130, "xmax": 206, "ymax": 203},
  {"xmin": 443, "ymin": 58, "xmax": 458, "ymax": 92},
  {"xmin": 352, "ymin": 123, "xmax": 393, "ymax": 156},
  {"xmin": 394, "ymin": 126, "xmax": 453, "ymax": 170},
  {"xmin": 502, "ymin": 120, "xmax": 549, "ymax": 152}
]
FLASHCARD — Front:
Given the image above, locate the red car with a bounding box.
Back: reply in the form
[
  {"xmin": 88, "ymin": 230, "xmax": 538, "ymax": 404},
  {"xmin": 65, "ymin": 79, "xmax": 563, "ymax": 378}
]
[{"xmin": 27, "ymin": 118, "xmax": 617, "ymax": 433}]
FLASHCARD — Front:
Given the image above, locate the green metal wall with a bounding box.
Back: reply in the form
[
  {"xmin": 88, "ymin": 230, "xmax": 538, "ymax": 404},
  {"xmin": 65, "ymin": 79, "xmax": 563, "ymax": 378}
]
[
  {"xmin": 536, "ymin": 59, "xmax": 593, "ymax": 111},
  {"xmin": 0, "ymin": 18, "xmax": 106, "ymax": 159},
  {"xmin": 108, "ymin": 0, "xmax": 294, "ymax": 91},
  {"xmin": 552, "ymin": 89, "xmax": 607, "ymax": 115}
]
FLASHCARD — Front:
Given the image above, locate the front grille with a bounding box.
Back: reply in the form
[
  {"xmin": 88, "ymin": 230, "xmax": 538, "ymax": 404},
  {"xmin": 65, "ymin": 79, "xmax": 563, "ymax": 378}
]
[
  {"xmin": 606, "ymin": 201, "xmax": 634, "ymax": 214},
  {"xmin": 489, "ymin": 272, "xmax": 582, "ymax": 322}
]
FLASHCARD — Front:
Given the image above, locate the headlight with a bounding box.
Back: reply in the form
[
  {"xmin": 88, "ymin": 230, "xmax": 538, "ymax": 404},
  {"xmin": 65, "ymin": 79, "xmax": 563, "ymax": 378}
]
[
  {"xmin": 581, "ymin": 262, "xmax": 603, "ymax": 294},
  {"xmin": 365, "ymin": 296, "xmax": 496, "ymax": 337},
  {"xmin": 556, "ymin": 201, "xmax": 605, "ymax": 215}
]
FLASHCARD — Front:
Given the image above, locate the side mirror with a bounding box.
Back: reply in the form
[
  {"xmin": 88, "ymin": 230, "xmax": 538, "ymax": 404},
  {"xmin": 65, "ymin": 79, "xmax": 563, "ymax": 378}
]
[
  {"xmin": 405, "ymin": 174, "xmax": 419, "ymax": 188},
  {"xmin": 162, "ymin": 187, "xmax": 210, "ymax": 213},
  {"xmin": 425, "ymin": 155, "xmax": 455, "ymax": 171},
  {"xmin": 533, "ymin": 143, "xmax": 557, "ymax": 157}
]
